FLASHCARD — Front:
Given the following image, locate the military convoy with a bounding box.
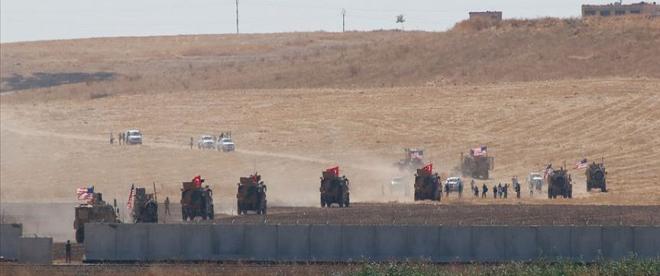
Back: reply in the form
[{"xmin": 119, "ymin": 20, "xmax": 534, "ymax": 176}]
[
  {"xmin": 546, "ymin": 166, "xmax": 573, "ymax": 199},
  {"xmin": 414, "ymin": 164, "xmax": 442, "ymax": 201},
  {"xmin": 237, "ymin": 173, "xmax": 268, "ymax": 214},
  {"xmin": 320, "ymin": 167, "xmax": 351, "ymax": 207},
  {"xmin": 74, "ymin": 192, "xmax": 119, "ymax": 243},
  {"xmin": 130, "ymin": 186, "xmax": 158, "ymax": 223},
  {"xmin": 586, "ymin": 162, "xmax": 607, "ymax": 192},
  {"xmin": 461, "ymin": 146, "xmax": 494, "ymax": 179},
  {"xmin": 181, "ymin": 176, "xmax": 215, "ymax": 220}
]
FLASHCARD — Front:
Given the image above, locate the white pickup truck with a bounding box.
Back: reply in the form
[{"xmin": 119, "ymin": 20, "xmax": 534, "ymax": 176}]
[
  {"xmin": 125, "ymin": 129, "xmax": 143, "ymax": 145},
  {"xmin": 217, "ymin": 137, "xmax": 235, "ymax": 152}
]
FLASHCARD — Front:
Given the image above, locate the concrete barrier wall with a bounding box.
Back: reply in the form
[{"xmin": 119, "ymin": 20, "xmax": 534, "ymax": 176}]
[
  {"xmin": 84, "ymin": 224, "xmax": 660, "ymax": 262},
  {"xmin": 18, "ymin": 237, "xmax": 52, "ymax": 264},
  {"xmin": 0, "ymin": 224, "xmax": 22, "ymax": 260}
]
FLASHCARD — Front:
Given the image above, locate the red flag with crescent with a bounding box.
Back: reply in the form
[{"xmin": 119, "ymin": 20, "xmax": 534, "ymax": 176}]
[
  {"xmin": 422, "ymin": 163, "xmax": 433, "ymax": 174},
  {"xmin": 326, "ymin": 166, "xmax": 339, "ymax": 176}
]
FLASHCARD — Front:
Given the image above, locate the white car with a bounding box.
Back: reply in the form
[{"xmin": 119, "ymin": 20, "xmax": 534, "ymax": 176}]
[
  {"xmin": 528, "ymin": 172, "xmax": 544, "ymax": 192},
  {"xmin": 445, "ymin": 176, "xmax": 463, "ymax": 192},
  {"xmin": 218, "ymin": 137, "xmax": 235, "ymax": 152},
  {"xmin": 197, "ymin": 135, "xmax": 216, "ymax": 149},
  {"xmin": 125, "ymin": 129, "xmax": 143, "ymax": 145}
]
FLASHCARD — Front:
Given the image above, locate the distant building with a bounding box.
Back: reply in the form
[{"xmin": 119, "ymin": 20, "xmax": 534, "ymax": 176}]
[
  {"xmin": 469, "ymin": 11, "xmax": 503, "ymax": 22},
  {"xmin": 582, "ymin": 2, "xmax": 659, "ymax": 17}
]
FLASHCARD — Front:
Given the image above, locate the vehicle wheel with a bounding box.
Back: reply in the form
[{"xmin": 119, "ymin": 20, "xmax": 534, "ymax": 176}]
[{"xmin": 75, "ymin": 227, "xmax": 85, "ymax": 243}]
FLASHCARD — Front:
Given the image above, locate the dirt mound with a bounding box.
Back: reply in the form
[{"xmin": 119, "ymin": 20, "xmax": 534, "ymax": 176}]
[{"xmin": 1, "ymin": 17, "xmax": 658, "ymax": 98}]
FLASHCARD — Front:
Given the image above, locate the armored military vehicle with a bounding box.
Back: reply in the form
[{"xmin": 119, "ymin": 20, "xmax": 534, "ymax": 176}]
[
  {"xmin": 131, "ymin": 187, "xmax": 158, "ymax": 223},
  {"xmin": 460, "ymin": 146, "xmax": 494, "ymax": 179},
  {"xmin": 396, "ymin": 148, "xmax": 425, "ymax": 171},
  {"xmin": 237, "ymin": 173, "xmax": 267, "ymax": 214},
  {"xmin": 320, "ymin": 167, "xmax": 350, "ymax": 207},
  {"xmin": 414, "ymin": 164, "xmax": 442, "ymax": 201},
  {"xmin": 180, "ymin": 176, "xmax": 214, "ymax": 220},
  {"xmin": 73, "ymin": 192, "xmax": 119, "ymax": 243},
  {"xmin": 546, "ymin": 166, "xmax": 573, "ymax": 199},
  {"xmin": 586, "ymin": 162, "xmax": 607, "ymax": 192}
]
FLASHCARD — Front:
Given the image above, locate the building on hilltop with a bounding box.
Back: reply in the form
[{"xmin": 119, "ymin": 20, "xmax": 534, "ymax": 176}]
[
  {"xmin": 469, "ymin": 11, "xmax": 503, "ymax": 22},
  {"xmin": 582, "ymin": 2, "xmax": 659, "ymax": 17}
]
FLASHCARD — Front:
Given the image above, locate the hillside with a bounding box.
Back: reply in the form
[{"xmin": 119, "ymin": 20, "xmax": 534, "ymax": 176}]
[{"xmin": 1, "ymin": 16, "xmax": 659, "ymax": 98}]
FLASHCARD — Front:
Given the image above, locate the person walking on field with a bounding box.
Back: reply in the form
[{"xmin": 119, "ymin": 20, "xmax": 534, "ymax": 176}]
[
  {"xmin": 110, "ymin": 132, "xmax": 114, "ymax": 145},
  {"xmin": 119, "ymin": 132, "xmax": 124, "ymax": 145},
  {"xmin": 65, "ymin": 240, "xmax": 72, "ymax": 263},
  {"xmin": 190, "ymin": 137, "xmax": 194, "ymax": 149}
]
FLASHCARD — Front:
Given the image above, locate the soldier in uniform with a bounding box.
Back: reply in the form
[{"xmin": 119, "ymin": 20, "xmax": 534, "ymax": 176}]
[
  {"xmin": 164, "ymin": 197, "xmax": 170, "ymax": 216},
  {"xmin": 515, "ymin": 182, "xmax": 521, "ymax": 198},
  {"xmin": 65, "ymin": 240, "xmax": 72, "ymax": 263},
  {"xmin": 482, "ymin": 184, "xmax": 488, "ymax": 198},
  {"xmin": 190, "ymin": 137, "xmax": 194, "ymax": 149},
  {"xmin": 493, "ymin": 184, "xmax": 497, "ymax": 199}
]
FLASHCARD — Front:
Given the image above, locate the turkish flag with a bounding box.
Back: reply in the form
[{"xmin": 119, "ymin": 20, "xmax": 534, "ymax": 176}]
[
  {"xmin": 326, "ymin": 166, "xmax": 339, "ymax": 176},
  {"xmin": 423, "ymin": 163, "xmax": 433, "ymax": 174}
]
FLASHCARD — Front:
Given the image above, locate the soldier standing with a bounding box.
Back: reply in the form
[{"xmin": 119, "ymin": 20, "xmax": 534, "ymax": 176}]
[
  {"xmin": 504, "ymin": 184, "xmax": 509, "ymax": 199},
  {"xmin": 493, "ymin": 184, "xmax": 497, "ymax": 199},
  {"xmin": 515, "ymin": 183, "xmax": 521, "ymax": 199},
  {"xmin": 65, "ymin": 240, "xmax": 72, "ymax": 263},
  {"xmin": 120, "ymin": 132, "xmax": 125, "ymax": 145},
  {"xmin": 482, "ymin": 184, "xmax": 488, "ymax": 198},
  {"xmin": 164, "ymin": 197, "xmax": 170, "ymax": 216},
  {"xmin": 110, "ymin": 132, "xmax": 114, "ymax": 145},
  {"xmin": 190, "ymin": 137, "xmax": 194, "ymax": 149},
  {"xmin": 445, "ymin": 182, "xmax": 450, "ymax": 197}
]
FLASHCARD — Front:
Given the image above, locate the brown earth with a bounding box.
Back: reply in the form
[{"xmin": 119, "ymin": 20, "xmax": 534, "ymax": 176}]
[
  {"xmin": 2, "ymin": 17, "xmax": 659, "ymax": 97},
  {"xmin": 1, "ymin": 78, "xmax": 659, "ymax": 207},
  {"xmin": 0, "ymin": 17, "xmax": 659, "ymax": 243},
  {"xmin": 217, "ymin": 203, "xmax": 660, "ymax": 226}
]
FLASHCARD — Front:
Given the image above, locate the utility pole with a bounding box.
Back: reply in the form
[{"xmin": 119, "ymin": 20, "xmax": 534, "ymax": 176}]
[
  {"xmin": 235, "ymin": 0, "xmax": 240, "ymax": 34},
  {"xmin": 341, "ymin": 8, "xmax": 346, "ymax": 32}
]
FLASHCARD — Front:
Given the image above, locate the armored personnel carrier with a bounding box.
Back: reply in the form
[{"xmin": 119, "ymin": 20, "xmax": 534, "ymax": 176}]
[
  {"xmin": 180, "ymin": 176, "xmax": 214, "ymax": 220},
  {"xmin": 546, "ymin": 166, "xmax": 573, "ymax": 199},
  {"xmin": 586, "ymin": 162, "xmax": 607, "ymax": 192},
  {"xmin": 320, "ymin": 167, "xmax": 350, "ymax": 207},
  {"xmin": 395, "ymin": 148, "xmax": 425, "ymax": 171},
  {"xmin": 73, "ymin": 192, "xmax": 119, "ymax": 243},
  {"xmin": 414, "ymin": 164, "xmax": 442, "ymax": 201},
  {"xmin": 461, "ymin": 146, "xmax": 494, "ymax": 179},
  {"xmin": 237, "ymin": 173, "xmax": 267, "ymax": 215},
  {"xmin": 131, "ymin": 186, "xmax": 158, "ymax": 223}
]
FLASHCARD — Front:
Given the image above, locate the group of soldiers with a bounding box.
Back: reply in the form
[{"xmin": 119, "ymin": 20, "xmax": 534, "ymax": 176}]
[
  {"xmin": 109, "ymin": 132, "xmax": 128, "ymax": 145},
  {"xmin": 470, "ymin": 179, "xmax": 522, "ymax": 199}
]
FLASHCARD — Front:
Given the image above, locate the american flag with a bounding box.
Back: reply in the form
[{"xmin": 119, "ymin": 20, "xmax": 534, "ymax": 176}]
[
  {"xmin": 472, "ymin": 147, "xmax": 487, "ymax": 157},
  {"xmin": 76, "ymin": 187, "xmax": 94, "ymax": 203},
  {"xmin": 575, "ymin": 158, "xmax": 588, "ymax": 169},
  {"xmin": 126, "ymin": 184, "xmax": 135, "ymax": 210}
]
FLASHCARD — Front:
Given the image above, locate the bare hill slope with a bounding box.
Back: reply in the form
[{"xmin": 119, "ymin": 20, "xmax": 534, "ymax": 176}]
[{"xmin": 1, "ymin": 16, "xmax": 659, "ymax": 97}]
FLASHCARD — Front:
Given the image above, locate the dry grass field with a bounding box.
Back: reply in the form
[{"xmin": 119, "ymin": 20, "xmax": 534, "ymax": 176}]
[{"xmin": 1, "ymin": 16, "xmax": 659, "ymax": 242}]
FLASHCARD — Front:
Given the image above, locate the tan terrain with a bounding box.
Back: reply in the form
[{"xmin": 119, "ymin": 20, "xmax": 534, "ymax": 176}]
[{"xmin": 1, "ymin": 16, "xmax": 659, "ymax": 212}]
